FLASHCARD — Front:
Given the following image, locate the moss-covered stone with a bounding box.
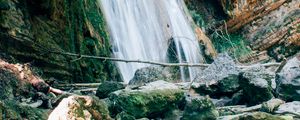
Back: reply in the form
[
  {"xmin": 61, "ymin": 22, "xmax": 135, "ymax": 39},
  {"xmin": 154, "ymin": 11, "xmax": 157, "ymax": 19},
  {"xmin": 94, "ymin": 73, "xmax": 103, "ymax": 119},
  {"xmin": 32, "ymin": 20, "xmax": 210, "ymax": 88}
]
[
  {"xmin": 110, "ymin": 89, "xmax": 185, "ymax": 119},
  {"xmin": 96, "ymin": 81, "xmax": 125, "ymax": 99},
  {"xmin": 49, "ymin": 96, "xmax": 111, "ymax": 120},
  {"xmin": 182, "ymin": 96, "xmax": 219, "ymax": 120},
  {"xmin": 116, "ymin": 112, "xmax": 136, "ymax": 120},
  {"xmin": 0, "ymin": 100, "xmax": 48, "ymax": 120},
  {"xmin": 0, "ymin": 0, "xmax": 120, "ymax": 83}
]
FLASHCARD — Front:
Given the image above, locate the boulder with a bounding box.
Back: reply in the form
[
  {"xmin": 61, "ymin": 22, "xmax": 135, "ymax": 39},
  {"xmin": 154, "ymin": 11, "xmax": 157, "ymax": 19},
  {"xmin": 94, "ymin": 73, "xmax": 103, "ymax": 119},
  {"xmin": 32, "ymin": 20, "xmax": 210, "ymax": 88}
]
[
  {"xmin": 96, "ymin": 81, "xmax": 126, "ymax": 99},
  {"xmin": 110, "ymin": 80, "xmax": 185, "ymax": 119},
  {"xmin": 128, "ymin": 66, "xmax": 173, "ymax": 86},
  {"xmin": 48, "ymin": 95, "xmax": 111, "ymax": 120},
  {"xmin": 196, "ymin": 53, "xmax": 240, "ymax": 83},
  {"xmin": 192, "ymin": 53, "xmax": 240, "ymax": 97},
  {"xmin": 275, "ymin": 101, "xmax": 300, "ymax": 116},
  {"xmin": 239, "ymin": 65, "xmax": 275, "ymax": 105},
  {"xmin": 261, "ymin": 99, "xmax": 285, "ymax": 113},
  {"xmin": 182, "ymin": 96, "xmax": 219, "ymax": 120},
  {"xmin": 228, "ymin": 90, "xmax": 245, "ymax": 105},
  {"xmin": 276, "ymin": 57, "xmax": 300, "ymax": 101}
]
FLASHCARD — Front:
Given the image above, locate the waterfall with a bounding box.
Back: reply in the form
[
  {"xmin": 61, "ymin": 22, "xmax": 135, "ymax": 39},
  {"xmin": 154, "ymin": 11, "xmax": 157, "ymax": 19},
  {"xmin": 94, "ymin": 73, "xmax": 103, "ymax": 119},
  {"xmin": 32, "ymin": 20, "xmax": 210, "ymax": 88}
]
[{"xmin": 99, "ymin": 0, "xmax": 203, "ymax": 83}]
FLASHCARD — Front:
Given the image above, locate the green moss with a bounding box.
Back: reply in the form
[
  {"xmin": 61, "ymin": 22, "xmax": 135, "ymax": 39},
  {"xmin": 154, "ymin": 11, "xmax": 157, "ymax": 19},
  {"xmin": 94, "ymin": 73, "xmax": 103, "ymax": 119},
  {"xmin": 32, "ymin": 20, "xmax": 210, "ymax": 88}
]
[
  {"xmin": 0, "ymin": 0, "xmax": 121, "ymax": 83},
  {"xmin": 116, "ymin": 112, "xmax": 136, "ymax": 120},
  {"xmin": 1, "ymin": 101, "xmax": 48, "ymax": 120},
  {"xmin": 111, "ymin": 89, "xmax": 185, "ymax": 118},
  {"xmin": 182, "ymin": 96, "xmax": 219, "ymax": 120}
]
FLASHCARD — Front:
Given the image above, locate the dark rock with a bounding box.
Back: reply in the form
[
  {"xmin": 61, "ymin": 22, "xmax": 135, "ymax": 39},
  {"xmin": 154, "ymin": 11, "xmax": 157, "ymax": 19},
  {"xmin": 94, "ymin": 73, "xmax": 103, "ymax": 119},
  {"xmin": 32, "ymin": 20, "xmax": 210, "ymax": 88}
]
[
  {"xmin": 109, "ymin": 81, "xmax": 185, "ymax": 119},
  {"xmin": 0, "ymin": 2, "xmax": 10, "ymax": 10},
  {"xmin": 96, "ymin": 81, "xmax": 125, "ymax": 99},
  {"xmin": 228, "ymin": 90, "xmax": 245, "ymax": 105},
  {"xmin": 276, "ymin": 57, "xmax": 300, "ymax": 101},
  {"xmin": 182, "ymin": 96, "xmax": 219, "ymax": 120},
  {"xmin": 212, "ymin": 97, "xmax": 232, "ymax": 107},
  {"xmin": 192, "ymin": 83, "xmax": 218, "ymax": 96},
  {"xmin": 217, "ymin": 74, "xmax": 240, "ymax": 94},
  {"xmin": 128, "ymin": 66, "xmax": 173, "ymax": 86},
  {"xmin": 239, "ymin": 65, "xmax": 275, "ymax": 105}
]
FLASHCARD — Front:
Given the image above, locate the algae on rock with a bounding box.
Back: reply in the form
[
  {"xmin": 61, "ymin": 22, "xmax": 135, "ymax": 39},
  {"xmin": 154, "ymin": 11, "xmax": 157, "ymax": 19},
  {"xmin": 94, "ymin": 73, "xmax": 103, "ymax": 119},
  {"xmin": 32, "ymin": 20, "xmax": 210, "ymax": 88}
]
[{"xmin": 0, "ymin": 0, "xmax": 120, "ymax": 83}]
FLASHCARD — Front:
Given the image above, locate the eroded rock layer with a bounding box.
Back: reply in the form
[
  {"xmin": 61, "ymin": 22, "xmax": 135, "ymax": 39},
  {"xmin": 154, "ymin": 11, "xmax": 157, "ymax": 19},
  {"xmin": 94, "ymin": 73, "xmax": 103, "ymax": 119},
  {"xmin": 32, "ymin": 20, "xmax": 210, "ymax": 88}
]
[{"xmin": 222, "ymin": 0, "xmax": 300, "ymax": 61}]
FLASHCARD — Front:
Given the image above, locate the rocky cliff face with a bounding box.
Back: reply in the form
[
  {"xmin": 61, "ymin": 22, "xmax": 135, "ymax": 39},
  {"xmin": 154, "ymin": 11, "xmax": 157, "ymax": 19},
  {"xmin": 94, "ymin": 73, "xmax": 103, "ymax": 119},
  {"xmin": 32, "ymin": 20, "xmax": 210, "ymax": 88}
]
[
  {"xmin": 222, "ymin": 0, "xmax": 300, "ymax": 62},
  {"xmin": 0, "ymin": 0, "xmax": 120, "ymax": 83},
  {"xmin": 186, "ymin": 0, "xmax": 300, "ymax": 63}
]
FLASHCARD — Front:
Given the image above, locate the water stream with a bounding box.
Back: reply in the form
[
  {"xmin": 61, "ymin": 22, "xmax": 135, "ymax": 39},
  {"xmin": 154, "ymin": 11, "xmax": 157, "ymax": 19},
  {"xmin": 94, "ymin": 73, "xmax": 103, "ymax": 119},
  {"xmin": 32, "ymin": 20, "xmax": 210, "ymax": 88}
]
[{"xmin": 99, "ymin": 0, "xmax": 203, "ymax": 83}]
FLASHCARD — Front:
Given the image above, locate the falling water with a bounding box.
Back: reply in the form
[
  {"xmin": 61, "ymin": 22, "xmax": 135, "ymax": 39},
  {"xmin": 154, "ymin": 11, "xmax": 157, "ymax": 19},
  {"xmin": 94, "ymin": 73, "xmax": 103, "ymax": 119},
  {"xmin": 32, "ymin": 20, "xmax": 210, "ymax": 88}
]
[{"xmin": 99, "ymin": 0, "xmax": 203, "ymax": 83}]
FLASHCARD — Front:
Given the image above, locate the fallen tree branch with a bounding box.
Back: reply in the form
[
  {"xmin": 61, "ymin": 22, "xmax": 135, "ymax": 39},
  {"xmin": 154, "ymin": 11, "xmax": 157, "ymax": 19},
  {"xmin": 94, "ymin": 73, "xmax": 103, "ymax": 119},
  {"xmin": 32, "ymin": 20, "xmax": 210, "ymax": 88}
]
[
  {"xmin": 1, "ymin": 32, "xmax": 281, "ymax": 68},
  {"xmin": 52, "ymin": 51, "xmax": 281, "ymax": 68},
  {"xmin": 56, "ymin": 83, "xmax": 102, "ymax": 88},
  {"xmin": 0, "ymin": 59, "xmax": 65, "ymax": 95},
  {"xmin": 217, "ymin": 104, "xmax": 261, "ymax": 114}
]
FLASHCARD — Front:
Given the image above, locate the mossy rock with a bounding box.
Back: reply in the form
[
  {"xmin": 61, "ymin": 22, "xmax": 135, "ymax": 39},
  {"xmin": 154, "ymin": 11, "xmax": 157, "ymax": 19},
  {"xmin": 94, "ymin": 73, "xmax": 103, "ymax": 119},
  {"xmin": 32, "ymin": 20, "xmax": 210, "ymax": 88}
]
[
  {"xmin": 49, "ymin": 96, "xmax": 111, "ymax": 120},
  {"xmin": 110, "ymin": 89, "xmax": 185, "ymax": 119},
  {"xmin": 182, "ymin": 96, "xmax": 219, "ymax": 120},
  {"xmin": 0, "ymin": 100, "xmax": 48, "ymax": 120},
  {"xmin": 116, "ymin": 112, "xmax": 136, "ymax": 120},
  {"xmin": 0, "ymin": 68, "xmax": 39, "ymax": 101},
  {"xmin": 96, "ymin": 81, "xmax": 125, "ymax": 99}
]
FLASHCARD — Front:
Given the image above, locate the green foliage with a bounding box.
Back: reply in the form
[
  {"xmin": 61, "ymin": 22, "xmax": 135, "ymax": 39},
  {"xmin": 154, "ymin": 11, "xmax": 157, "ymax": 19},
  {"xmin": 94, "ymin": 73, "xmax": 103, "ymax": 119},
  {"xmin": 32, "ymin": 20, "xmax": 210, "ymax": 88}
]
[
  {"xmin": 63, "ymin": 0, "xmax": 121, "ymax": 82},
  {"xmin": 211, "ymin": 32, "xmax": 252, "ymax": 59},
  {"xmin": 189, "ymin": 10, "xmax": 206, "ymax": 28}
]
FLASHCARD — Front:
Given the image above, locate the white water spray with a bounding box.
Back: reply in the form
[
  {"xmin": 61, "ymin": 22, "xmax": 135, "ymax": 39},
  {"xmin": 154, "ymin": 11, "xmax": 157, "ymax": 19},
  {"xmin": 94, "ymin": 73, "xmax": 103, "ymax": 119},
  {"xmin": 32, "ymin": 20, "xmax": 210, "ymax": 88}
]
[{"xmin": 99, "ymin": 0, "xmax": 203, "ymax": 83}]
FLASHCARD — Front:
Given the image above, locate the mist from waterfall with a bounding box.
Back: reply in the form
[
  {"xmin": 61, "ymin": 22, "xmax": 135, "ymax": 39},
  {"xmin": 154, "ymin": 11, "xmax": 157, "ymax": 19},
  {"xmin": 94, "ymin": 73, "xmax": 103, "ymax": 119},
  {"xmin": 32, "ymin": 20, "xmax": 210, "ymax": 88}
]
[{"xmin": 99, "ymin": 0, "xmax": 203, "ymax": 83}]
